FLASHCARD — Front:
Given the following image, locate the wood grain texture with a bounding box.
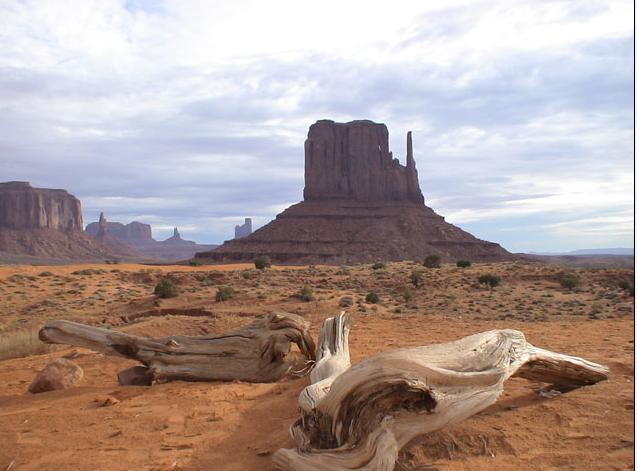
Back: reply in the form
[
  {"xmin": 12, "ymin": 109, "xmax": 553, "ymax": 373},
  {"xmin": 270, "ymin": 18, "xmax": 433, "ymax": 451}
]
[
  {"xmin": 274, "ymin": 313, "xmax": 609, "ymax": 470},
  {"xmin": 39, "ymin": 312, "xmax": 315, "ymax": 383}
]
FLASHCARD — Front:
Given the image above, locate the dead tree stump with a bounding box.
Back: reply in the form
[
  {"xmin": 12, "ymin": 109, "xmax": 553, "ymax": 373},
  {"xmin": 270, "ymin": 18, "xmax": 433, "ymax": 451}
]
[
  {"xmin": 39, "ymin": 312, "xmax": 315, "ymax": 383},
  {"xmin": 274, "ymin": 313, "xmax": 609, "ymax": 470}
]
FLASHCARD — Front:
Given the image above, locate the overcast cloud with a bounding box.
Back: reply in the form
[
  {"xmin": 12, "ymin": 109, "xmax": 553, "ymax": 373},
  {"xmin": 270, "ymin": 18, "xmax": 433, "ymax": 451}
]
[{"xmin": 0, "ymin": 0, "xmax": 633, "ymax": 251}]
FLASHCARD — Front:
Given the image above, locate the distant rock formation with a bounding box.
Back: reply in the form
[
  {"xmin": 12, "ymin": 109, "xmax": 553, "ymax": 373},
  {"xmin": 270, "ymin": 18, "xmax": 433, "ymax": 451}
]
[
  {"xmin": 0, "ymin": 182, "xmax": 124, "ymax": 260},
  {"xmin": 304, "ymin": 121, "xmax": 423, "ymax": 204},
  {"xmin": 234, "ymin": 218, "xmax": 252, "ymax": 239},
  {"xmin": 88, "ymin": 212, "xmax": 144, "ymax": 257},
  {"xmin": 0, "ymin": 181, "xmax": 83, "ymax": 231},
  {"xmin": 197, "ymin": 120, "xmax": 512, "ymax": 264},
  {"xmin": 85, "ymin": 216, "xmax": 217, "ymax": 260},
  {"xmin": 86, "ymin": 215, "xmax": 153, "ymax": 245}
]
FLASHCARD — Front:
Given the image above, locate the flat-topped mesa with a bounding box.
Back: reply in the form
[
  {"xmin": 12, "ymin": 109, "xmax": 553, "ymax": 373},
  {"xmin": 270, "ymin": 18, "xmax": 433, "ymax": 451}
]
[
  {"xmin": 303, "ymin": 120, "xmax": 424, "ymax": 204},
  {"xmin": 0, "ymin": 181, "xmax": 83, "ymax": 232}
]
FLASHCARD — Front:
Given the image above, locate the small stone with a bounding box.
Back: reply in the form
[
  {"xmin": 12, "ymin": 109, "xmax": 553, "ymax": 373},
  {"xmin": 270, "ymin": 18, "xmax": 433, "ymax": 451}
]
[
  {"xmin": 117, "ymin": 365, "xmax": 153, "ymax": 386},
  {"xmin": 29, "ymin": 358, "xmax": 83, "ymax": 393},
  {"xmin": 94, "ymin": 395, "xmax": 120, "ymax": 407}
]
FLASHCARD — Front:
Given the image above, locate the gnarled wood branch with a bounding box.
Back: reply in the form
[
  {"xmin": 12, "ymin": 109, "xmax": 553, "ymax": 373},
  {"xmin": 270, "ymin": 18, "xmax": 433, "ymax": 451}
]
[
  {"xmin": 39, "ymin": 312, "xmax": 315, "ymax": 383},
  {"xmin": 274, "ymin": 313, "xmax": 609, "ymax": 470}
]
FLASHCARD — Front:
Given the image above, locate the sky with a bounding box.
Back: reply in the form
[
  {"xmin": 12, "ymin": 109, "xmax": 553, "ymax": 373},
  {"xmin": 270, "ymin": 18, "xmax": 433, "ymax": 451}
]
[{"xmin": 0, "ymin": 0, "xmax": 634, "ymax": 252}]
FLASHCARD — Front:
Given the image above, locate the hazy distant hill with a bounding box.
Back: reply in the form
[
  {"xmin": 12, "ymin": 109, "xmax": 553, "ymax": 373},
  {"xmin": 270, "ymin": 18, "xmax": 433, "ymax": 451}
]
[{"xmin": 532, "ymin": 248, "xmax": 634, "ymax": 256}]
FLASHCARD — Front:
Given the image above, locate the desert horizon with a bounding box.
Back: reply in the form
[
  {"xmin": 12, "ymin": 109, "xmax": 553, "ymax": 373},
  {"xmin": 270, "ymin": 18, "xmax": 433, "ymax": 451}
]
[{"xmin": 0, "ymin": 1, "xmax": 634, "ymax": 470}]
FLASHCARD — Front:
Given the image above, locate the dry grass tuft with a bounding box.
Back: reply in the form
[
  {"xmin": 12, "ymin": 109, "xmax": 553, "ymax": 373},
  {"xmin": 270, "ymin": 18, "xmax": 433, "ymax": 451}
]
[{"xmin": 0, "ymin": 328, "xmax": 52, "ymax": 361}]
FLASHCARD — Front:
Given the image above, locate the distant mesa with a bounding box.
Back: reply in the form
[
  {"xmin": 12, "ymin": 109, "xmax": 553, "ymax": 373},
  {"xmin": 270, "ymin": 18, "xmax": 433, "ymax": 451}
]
[
  {"xmin": 197, "ymin": 119, "xmax": 512, "ymax": 264},
  {"xmin": 85, "ymin": 215, "xmax": 216, "ymax": 260},
  {"xmin": 234, "ymin": 218, "xmax": 252, "ymax": 239},
  {"xmin": 0, "ymin": 182, "xmax": 124, "ymax": 260}
]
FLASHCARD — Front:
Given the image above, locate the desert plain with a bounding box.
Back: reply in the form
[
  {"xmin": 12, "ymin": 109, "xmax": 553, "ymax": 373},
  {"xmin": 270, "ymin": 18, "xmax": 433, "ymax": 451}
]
[{"xmin": 0, "ymin": 260, "xmax": 633, "ymax": 471}]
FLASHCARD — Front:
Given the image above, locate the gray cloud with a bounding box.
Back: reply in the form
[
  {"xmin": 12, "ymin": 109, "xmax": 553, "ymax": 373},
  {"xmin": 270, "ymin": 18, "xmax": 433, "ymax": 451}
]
[{"xmin": 0, "ymin": 1, "xmax": 632, "ymax": 250}]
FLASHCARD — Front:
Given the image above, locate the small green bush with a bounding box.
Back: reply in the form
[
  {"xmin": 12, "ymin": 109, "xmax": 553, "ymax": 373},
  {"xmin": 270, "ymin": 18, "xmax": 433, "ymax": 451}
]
[
  {"xmin": 339, "ymin": 296, "xmax": 354, "ymax": 307},
  {"xmin": 188, "ymin": 259, "xmax": 203, "ymax": 266},
  {"xmin": 456, "ymin": 260, "xmax": 471, "ymax": 268},
  {"xmin": 619, "ymin": 280, "xmax": 635, "ymax": 296},
  {"xmin": 215, "ymin": 286, "xmax": 234, "ymax": 302},
  {"xmin": 299, "ymin": 286, "xmax": 315, "ymax": 302},
  {"xmin": 254, "ymin": 255, "xmax": 271, "ymax": 270},
  {"xmin": 365, "ymin": 292, "xmax": 380, "ymax": 304},
  {"xmin": 72, "ymin": 268, "xmax": 106, "ymax": 276},
  {"xmin": 154, "ymin": 278, "xmax": 178, "ymax": 298},
  {"xmin": 38, "ymin": 271, "xmax": 54, "ymax": 277},
  {"xmin": 372, "ymin": 262, "xmax": 386, "ymax": 270},
  {"xmin": 478, "ymin": 274, "xmax": 501, "ymax": 290},
  {"xmin": 423, "ymin": 254, "xmax": 441, "ymax": 268},
  {"xmin": 241, "ymin": 270, "xmax": 251, "ymax": 280},
  {"xmin": 559, "ymin": 273, "xmax": 580, "ymax": 291},
  {"xmin": 410, "ymin": 269, "xmax": 423, "ymax": 287},
  {"xmin": 402, "ymin": 287, "xmax": 413, "ymax": 303}
]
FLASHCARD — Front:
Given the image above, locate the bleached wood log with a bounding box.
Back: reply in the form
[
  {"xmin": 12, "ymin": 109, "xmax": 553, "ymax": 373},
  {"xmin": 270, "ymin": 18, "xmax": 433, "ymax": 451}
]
[
  {"xmin": 39, "ymin": 312, "xmax": 315, "ymax": 383},
  {"xmin": 274, "ymin": 314, "xmax": 608, "ymax": 470}
]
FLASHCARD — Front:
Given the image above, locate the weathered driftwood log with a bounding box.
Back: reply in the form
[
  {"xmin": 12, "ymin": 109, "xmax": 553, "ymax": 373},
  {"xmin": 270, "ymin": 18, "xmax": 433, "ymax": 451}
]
[
  {"xmin": 39, "ymin": 312, "xmax": 315, "ymax": 383},
  {"xmin": 273, "ymin": 313, "xmax": 609, "ymax": 470}
]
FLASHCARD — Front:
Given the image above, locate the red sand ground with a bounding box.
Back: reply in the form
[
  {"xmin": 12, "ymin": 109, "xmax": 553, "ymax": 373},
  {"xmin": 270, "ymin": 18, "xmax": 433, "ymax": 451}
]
[{"xmin": 0, "ymin": 262, "xmax": 633, "ymax": 470}]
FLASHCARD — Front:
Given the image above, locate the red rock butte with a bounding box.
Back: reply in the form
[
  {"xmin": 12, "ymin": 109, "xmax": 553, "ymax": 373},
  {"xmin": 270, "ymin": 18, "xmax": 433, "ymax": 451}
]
[
  {"xmin": 0, "ymin": 181, "xmax": 117, "ymax": 259},
  {"xmin": 198, "ymin": 120, "xmax": 512, "ymax": 264}
]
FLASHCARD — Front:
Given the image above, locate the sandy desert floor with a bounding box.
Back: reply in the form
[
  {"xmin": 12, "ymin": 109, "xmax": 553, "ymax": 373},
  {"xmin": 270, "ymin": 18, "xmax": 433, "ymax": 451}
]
[{"xmin": 0, "ymin": 260, "xmax": 633, "ymax": 470}]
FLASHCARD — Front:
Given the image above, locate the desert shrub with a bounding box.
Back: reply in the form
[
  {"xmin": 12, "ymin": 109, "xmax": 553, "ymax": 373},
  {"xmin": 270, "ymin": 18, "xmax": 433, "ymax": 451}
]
[
  {"xmin": 619, "ymin": 280, "xmax": 635, "ymax": 296},
  {"xmin": 215, "ymin": 286, "xmax": 234, "ymax": 302},
  {"xmin": 72, "ymin": 268, "xmax": 106, "ymax": 276},
  {"xmin": 365, "ymin": 292, "xmax": 380, "ymax": 304},
  {"xmin": 0, "ymin": 329, "xmax": 52, "ymax": 361},
  {"xmin": 410, "ymin": 269, "xmax": 423, "ymax": 287},
  {"xmin": 423, "ymin": 254, "xmax": 441, "ymax": 268},
  {"xmin": 559, "ymin": 273, "xmax": 580, "ymax": 291},
  {"xmin": 154, "ymin": 278, "xmax": 178, "ymax": 298},
  {"xmin": 104, "ymin": 259, "xmax": 119, "ymax": 265},
  {"xmin": 298, "ymin": 286, "xmax": 315, "ymax": 302},
  {"xmin": 372, "ymin": 262, "xmax": 386, "ymax": 270},
  {"xmin": 188, "ymin": 259, "xmax": 203, "ymax": 266},
  {"xmin": 254, "ymin": 255, "xmax": 271, "ymax": 270},
  {"xmin": 336, "ymin": 266, "xmax": 351, "ymax": 276},
  {"xmin": 478, "ymin": 274, "xmax": 501, "ymax": 290},
  {"xmin": 402, "ymin": 287, "xmax": 413, "ymax": 302},
  {"xmin": 8, "ymin": 274, "xmax": 38, "ymax": 282},
  {"xmin": 241, "ymin": 270, "xmax": 251, "ymax": 280},
  {"xmin": 456, "ymin": 260, "xmax": 471, "ymax": 268},
  {"xmin": 38, "ymin": 271, "xmax": 54, "ymax": 277},
  {"xmin": 339, "ymin": 296, "xmax": 354, "ymax": 307}
]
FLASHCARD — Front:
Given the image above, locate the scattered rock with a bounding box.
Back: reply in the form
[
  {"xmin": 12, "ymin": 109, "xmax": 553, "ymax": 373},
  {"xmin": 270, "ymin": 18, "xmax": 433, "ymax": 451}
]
[
  {"xmin": 538, "ymin": 388, "xmax": 562, "ymax": 399},
  {"xmin": 117, "ymin": 366, "xmax": 153, "ymax": 386},
  {"xmin": 28, "ymin": 358, "xmax": 83, "ymax": 393},
  {"xmin": 94, "ymin": 395, "xmax": 120, "ymax": 407}
]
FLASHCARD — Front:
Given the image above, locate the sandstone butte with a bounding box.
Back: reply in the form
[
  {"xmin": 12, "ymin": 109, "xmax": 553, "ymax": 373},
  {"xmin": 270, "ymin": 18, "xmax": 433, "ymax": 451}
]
[
  {"xmin": 85, "ymin": 214, "xmax": 217, "ymax": 260},
  {"xmin": 197, "ymin": 119, "xmax": 513, "ymax": 264},
  {"xmin": 0, "ymin": 181, "xmax": 121, "ymax": 260}
]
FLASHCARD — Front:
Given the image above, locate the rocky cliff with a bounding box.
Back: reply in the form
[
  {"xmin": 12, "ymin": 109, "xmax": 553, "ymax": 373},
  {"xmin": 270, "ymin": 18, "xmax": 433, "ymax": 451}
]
[
  {"xmin": 0, "ymin": 182, "xmax": 127, "ymax": 260},
  {"xmin": 304, "ymin": 120, "xmax": 423, "ymax": 203},
  {"xmin": 0, "ymin": 182, "xmax": 83, "ymax": 232},
  {"xmin": 198, "ymin": 120, "xmax": 512, "ymax": 264}
]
